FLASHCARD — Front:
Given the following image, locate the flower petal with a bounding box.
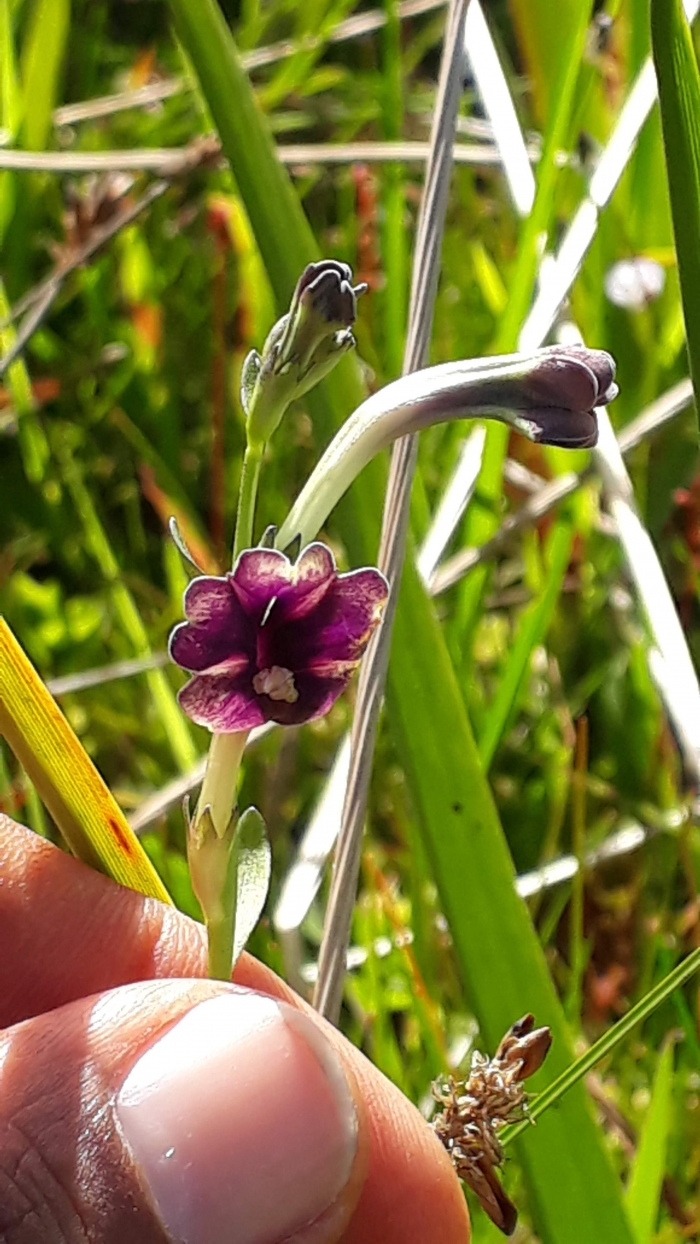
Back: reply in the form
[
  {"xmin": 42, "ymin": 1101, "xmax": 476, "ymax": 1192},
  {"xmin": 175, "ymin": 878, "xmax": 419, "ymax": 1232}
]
[
  {"xmin": 231, "ymin": 548, "xmax": 293, "ymax": 619},
  {"xmin": 169, "ymin": 619, "xmax": 251, "ymax": 674},
  {"xmin": 522, "ymin": 407, "xmax": 598, "ymax": 449},
  {"xmin": 524, "ymin": 347, "xmax": 617, "ymax": 413},
  {"xmin": 289, "ymin": 567, "xmax": 389, "ymax": 669},
  {"xmin": 183, "ymin": 575, "xmax": 239, "ymax": 627},
  {"xmin": 178, "ymin": 673, "xmax": 267, "ymax": 732},
  {"xmin": 557, "ymin": 345, "xmax": 617, "ymax": 405},
  {"xmin": 173, "ymin": 574, "xmax": 255, "ymax": 671},
  {"xmin": 274, "ymin": 542, "xmax": 337, "ymax": 622},
  {"xmin": 524, "ymin": 352, "xmax": 598, "ymax": 412}
]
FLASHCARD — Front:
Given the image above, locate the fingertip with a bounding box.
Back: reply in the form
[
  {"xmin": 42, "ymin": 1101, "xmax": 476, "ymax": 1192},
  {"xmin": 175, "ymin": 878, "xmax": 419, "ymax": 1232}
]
[{"xmin": 339, "ymin": 1060, "xmax": 471, "ymax": 1244}]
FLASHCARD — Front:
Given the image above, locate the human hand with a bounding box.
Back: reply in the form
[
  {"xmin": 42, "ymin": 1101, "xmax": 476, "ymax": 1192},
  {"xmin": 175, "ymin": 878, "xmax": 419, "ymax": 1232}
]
[{"xmin": 0, "ymin": 816, "xmax": 470, "ymax": 1243}]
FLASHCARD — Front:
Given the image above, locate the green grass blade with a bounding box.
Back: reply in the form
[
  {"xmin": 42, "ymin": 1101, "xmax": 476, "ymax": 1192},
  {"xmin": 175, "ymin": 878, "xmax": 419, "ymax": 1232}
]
[
  {"xmin": 54, "ymin": 437, "xmax": 197, "ymax": 773},
  {"xmin": 0, "ymin": 280, "xmax": 48, "ymax": 481},
  {"xmin": 652, "ymin": 0, "xmax": 700, "ymax": 434},
  {"xmin": 504, "ymin": 949, "xmax": 700, "ymax": 1146},
  {"xmin": 478, "ymin": 515, "xmax": 574, "ymax": 769},
  {"xmin": 387, "ymin": 553, "xmax": 634, "ymax": 1244},
  {"xmin": 625, "ymin": 1039, "xmax": 675, "ymax": 1244},
  {"xmin": 163, "ymin": 5, "xmax": 635, "ymax": 1239},
  {"xmin": 167, "ymin": 0, "xmax": 316, "ymax": 303},
  {"xmin": 456, "ymin": 3, "xmax": 591, "ymax": 643},
  {"xmin": 20, "ymin": 0, "xmax": 70, "ymax": 150},
  {"xmin": 0, "ymin": 0, "xmax": 21, "ymax": 136}
]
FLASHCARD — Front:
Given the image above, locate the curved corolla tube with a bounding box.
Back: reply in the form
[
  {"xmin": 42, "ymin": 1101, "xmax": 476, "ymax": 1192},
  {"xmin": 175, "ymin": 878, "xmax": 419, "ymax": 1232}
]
[{"xmin": 276, "ymin": 345, "xmax": 617, "ymax": 550}]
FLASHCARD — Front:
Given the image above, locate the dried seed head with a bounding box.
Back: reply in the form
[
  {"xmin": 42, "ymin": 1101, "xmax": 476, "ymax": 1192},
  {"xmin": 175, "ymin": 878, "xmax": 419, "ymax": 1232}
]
[
  {"xmin": 431, "ymin": 1014, "xmax": 552, "ymax": 1236},
  {"xmin": 495, "ymin": 1013, "xmax": 552, "ymax": 1082}
]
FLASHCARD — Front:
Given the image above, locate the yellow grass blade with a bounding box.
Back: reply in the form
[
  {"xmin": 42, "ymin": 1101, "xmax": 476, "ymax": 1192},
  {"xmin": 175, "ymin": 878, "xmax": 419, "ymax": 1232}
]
[{"xmin": 0, "ymin": 618, "xmax": 172, "ymax": 903}]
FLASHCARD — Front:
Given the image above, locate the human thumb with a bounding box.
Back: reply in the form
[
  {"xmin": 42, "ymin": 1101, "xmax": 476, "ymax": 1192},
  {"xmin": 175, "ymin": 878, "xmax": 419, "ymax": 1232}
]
[{"xmin": 0, "ymin": 978, "xmax": 366, "ymax": 1244}]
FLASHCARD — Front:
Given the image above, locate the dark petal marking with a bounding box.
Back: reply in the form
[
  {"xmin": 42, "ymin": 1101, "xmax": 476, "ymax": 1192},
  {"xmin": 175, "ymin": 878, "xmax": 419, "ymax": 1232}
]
[
  {"xmin": 231, "ymin": 548, "xmax": 292, "ymax": 619},
  {"xmin": 171, "ymin": 622, "xmax": 220, "ymax": 673},
  {"xmin": 178, "ymin": 673, "xmax": 267, "ymax": 733},
  {"xmin": 303, "ymin": 267, "xmax": 357, "ymax": 328},
  {"xmin": 295, "ymin": 260, "xmax": 353, "ymax": 300},
  {"xmin": 169, "ymin": 620, "xmax": 251, "ymax": 675},
  {"xmin": 178, "ymin": 575, "xmax": 255, "ymax": 666}
]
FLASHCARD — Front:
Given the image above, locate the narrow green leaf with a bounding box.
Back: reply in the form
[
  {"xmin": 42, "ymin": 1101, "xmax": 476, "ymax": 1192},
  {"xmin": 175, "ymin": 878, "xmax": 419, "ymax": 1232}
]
[
  {"xmin": 457, "ymin": 4, "xmax": 592, "ymax": 641},
  {"xmin": 20, "ymin": 0, "xmax": 70, "ymax": 150},
  {"xmin": 625, "ymin": 1039, "xmax": 675, "ymax": 1244},
  {"xmin": 0, "ymin": 280, "xmax": 49, "ymax": 481},
  {"xmin": 387, "ymin": 553, "xmax": 635, "ymax": 1244},
  {"xmin": 167, "ymin": 0, "xmax": 316, "ymax": 304},
  {"xmin": 504, "ymin": 950, "xmax": 700, "ymax": 1145},
  {"xmin": 478, "ymin": 517, "xmax": 574, "ymax": 769},
  {"xmin": 0, "ymin": 0, "xmax": 21, "ymax": 136},
  {"xmin": 652, "ymin": 0, "xmax": 700, "ymax": 434},
  {"xmin": 53, "ymin": 437, "xmax": 198, "ymax": 773}
]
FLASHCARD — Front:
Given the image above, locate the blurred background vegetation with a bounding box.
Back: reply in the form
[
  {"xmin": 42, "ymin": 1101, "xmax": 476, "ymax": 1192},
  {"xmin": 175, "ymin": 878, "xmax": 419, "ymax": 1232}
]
[{"xmin": 2, "ymin": 0, "xmax": 700, "ymax": 1239}]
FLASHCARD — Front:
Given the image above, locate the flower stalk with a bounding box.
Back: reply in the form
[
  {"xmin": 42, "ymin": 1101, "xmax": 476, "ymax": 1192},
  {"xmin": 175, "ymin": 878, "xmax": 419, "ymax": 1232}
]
[
  {"xmin": 195, "ymin": 729, "xmax": 248, "ymax": 836},
  {"xmin": 233, "ymin": 443, "xmax": 263, "ymax": 561},
  {"xmin": 181, "ymin": 262, "xmax": 366, "ymax": 979},
  {"xmin": 186, "ymin": 805, "xmax": 240, "ymax": 979}
]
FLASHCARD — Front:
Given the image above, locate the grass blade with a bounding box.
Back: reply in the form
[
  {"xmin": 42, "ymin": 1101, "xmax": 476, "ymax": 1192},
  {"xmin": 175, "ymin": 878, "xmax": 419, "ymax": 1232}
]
[
  {"xmin": 652, "ymin": 0, "xmax": 700, "ymax": 432},
  {"xmin": 55, "ymin": 438, "xmax": 198, "ymax": 775},
  {"xmin": 313, "ymin": 0, "xmax": 468, "ymax": 1025},
  {"xmin": 625, "ymin": 1038, "xmax": 675, "ymax": 1244},
  {"xmin": 20, "ymin": 0, "xmax": 70, "ymax": 151},
  {"xmin": 504, "ymin": 954, "xmax": 700, "ymax": 1147},
  {"xmin": 478, "ymin": 515, "xmax": 575, "ymax": 769}
]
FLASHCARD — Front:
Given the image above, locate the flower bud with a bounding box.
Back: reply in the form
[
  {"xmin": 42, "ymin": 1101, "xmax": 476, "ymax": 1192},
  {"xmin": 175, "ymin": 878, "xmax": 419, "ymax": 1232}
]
[{"xmin": 243, "ymin": 261, "xmax": 367, "ymax": 448}]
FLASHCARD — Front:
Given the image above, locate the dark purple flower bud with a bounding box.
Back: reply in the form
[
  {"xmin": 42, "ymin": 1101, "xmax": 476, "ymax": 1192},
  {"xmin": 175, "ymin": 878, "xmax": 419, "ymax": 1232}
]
[
  {"xmin": 295, "ymin": 260, "xmax": 363, "ymax": 336},
  {"xmin": 243, "ymin": 260, "xmax": 368, "ymax": 446},
  {"xmin": 515, "ymin": 345, "xmax": 617, "ymax": 448},
  {"xmin": 170, "ymin": 543, "xmax": 388, "ymax": 733}
]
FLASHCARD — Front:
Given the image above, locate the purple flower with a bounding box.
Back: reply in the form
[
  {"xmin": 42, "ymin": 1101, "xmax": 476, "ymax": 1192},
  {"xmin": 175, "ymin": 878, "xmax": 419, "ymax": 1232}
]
[{"xmin": 170, "ymin": 543, "xmax": 389, "ymax": 732}]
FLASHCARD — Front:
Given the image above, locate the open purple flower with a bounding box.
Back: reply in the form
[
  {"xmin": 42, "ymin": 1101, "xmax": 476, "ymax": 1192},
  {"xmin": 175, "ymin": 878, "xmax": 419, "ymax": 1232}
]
[{"xmin": 170, "ymin": 543, "xmax": 389, "ymax": 732}]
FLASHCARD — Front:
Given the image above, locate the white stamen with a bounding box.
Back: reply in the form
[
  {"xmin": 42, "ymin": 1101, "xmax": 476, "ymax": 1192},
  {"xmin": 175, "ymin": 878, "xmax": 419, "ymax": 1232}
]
[{"xmin": 252, "ymin": 665, "xmax": 299, "ymax": 703}]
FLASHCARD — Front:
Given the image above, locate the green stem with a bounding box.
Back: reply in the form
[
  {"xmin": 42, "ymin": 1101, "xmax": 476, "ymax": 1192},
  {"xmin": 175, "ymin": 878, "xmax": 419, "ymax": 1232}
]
[
  {"xmin": 196, "ymin": 730, "xmax": 248, "ymax": 836},
  {"xmin": 233, "ymin": 442, "xmax": 263, "ymax": 561},
  {"xmin": 502, "ymin": 944, "xmax": 700, "ymax": 1148},
  {"xmin": 206, "ymin": 908, "xmax": 237, "ymax": 981}
]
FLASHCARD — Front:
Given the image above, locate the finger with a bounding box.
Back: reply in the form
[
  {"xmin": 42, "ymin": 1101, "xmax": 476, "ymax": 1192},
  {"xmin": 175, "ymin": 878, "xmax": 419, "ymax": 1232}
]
[
  {"xmin": 1, "ymin": 819, "xmax": 470, "ymax": 1243},
  {"xmin": 0, "ymin": 979, "xmax": 367, "ymax": 1244}
]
